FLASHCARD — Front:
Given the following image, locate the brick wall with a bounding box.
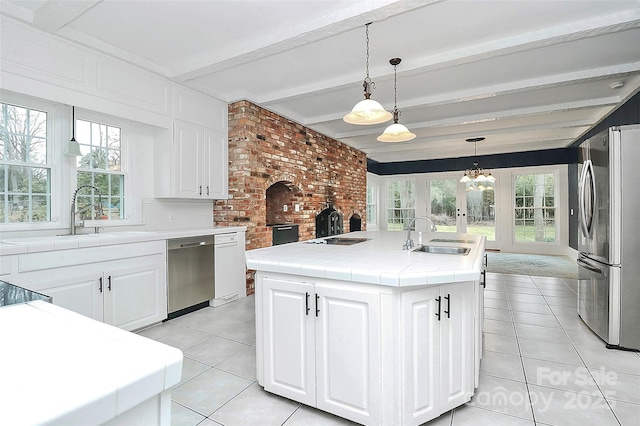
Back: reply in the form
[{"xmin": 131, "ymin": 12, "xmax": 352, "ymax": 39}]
[{"xmin": 214, "ymin": 100, "xmax": 368, "ymax": 294}]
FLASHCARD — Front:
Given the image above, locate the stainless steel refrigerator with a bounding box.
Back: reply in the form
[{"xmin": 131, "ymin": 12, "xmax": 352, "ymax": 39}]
[{"xmin": 577, "ymin": 125, "xmax": 640, "ymax": 351}]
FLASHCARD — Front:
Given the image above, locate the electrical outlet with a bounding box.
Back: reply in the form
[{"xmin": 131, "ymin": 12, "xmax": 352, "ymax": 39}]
[
  {"xmin": 295, "ymin": 204, "xmax": 300, "ymax": 212},
  {"xmin": 283, "ymin": 204, "xmax": 288, "ymax": 212},
  {"xmin": 169, "ymin": 213, "xmax": 175, "ymax": 223}
]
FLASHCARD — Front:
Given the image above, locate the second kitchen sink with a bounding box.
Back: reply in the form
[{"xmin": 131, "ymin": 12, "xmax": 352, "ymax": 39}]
[{"xmin": 413, "ymin": 245, "xmax": 470, "ymax": 255}]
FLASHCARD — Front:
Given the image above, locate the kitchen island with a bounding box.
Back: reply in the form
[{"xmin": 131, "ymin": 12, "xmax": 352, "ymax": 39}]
[
  {"xmin": 246, "ymin": 231, "xmax": 486, "ymax": 426},
  {"xmin": 0, "ymin": 289, "xmax": 183, "ymax": 425}
]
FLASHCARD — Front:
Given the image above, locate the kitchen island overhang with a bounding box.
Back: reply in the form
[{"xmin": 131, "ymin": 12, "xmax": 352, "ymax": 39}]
[{"xmin": 248, "ymin": 231, "xmax": 486, "ymax": 426}]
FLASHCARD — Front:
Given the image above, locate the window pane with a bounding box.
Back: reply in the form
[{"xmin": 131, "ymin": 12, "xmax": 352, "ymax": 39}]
[{"xmin": 514, "ymin": 173, "xmax": 556, "ymax": 243}]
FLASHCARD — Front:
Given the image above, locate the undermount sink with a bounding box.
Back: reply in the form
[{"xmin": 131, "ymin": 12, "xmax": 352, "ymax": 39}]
[
  {"xmin": 413, "ymin": 245, "xmax": 470, "ymax": 255},
  {"xmin": 429, "ymin": 238, "xmax": 475, "ymax": 244}
]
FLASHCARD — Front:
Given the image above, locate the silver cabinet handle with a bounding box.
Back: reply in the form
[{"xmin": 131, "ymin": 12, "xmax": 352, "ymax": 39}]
[{"xmin": 577, "ymin": 258, "xmax": 603, "ymax": 275}]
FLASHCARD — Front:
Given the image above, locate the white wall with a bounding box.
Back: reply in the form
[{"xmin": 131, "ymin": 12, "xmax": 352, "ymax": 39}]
[{"xmin": 368, "ymin": 165, "xmax": 572, "ymax": 256}]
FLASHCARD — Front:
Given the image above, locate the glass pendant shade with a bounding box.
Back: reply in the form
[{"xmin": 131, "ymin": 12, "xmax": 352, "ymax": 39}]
[
  {"xmin": 460, "ymin": 174, "xmax": 471, "ymax": 183},
  {"xmin": 344, "ymin": 98, "xmax": 393, "ymax": 125},
  {"xmin": 64, "ymin": 138, "xmax": 82, "ymax": 156},
  {"xmin": 377, "ymin": 122, "xmax": 416, "ymax": 142}
]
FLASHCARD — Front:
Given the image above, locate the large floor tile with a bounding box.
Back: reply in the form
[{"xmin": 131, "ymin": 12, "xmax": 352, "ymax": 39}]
[
  {"xmin": 283, "ymin": 405, "xmax": 357, "ymax": 425},
  {"xmin": 213, "ymin": 346, "xmax": 257, "ymax": 381},
  {"xmin": 483, "ymin": 333, "xmax": 520, "ymax": 356},
  {"xmin": 507, "ymin": 293, "xmax": 547, "ymax": 304},
  {"xmin": 467, "ymin": 375, "xmax": 533, "ymax": 420},
  {"xmin": 509, "ymin": 301, "xmax": 553, "ymax": 315},
  {"xmin": 528, "ymin": 384, "xmax": 619, "ymax": 426},
  {"xmin": 137, "ymin": 321, "xmax": 185, "ymax": 340},
  {"xmin": 483, "ymin": 319, "xmax": 515, "ymax": 336},
  {"xmin": 483, "ymin": 298, "xmax": 510, "ymax": 310},
  {"xmin": 538, "ymin": 288, "xmax": 576, "ymax": 298},
  {"xmin": 564, "ymin": 327, "xmax": 607, "ymax": 349},
  {"xmin": 556, "ymin": 314, "xmax": 588, "ymax": 330},
  {"xmin": 544, "ymin": 295, "xmax": 577, "ymax": 307},
  {"xmin": 209, "ymin": 382, "xmax": 300, "ymax": 426},
  {"xmin": 511, "ymin": 311, "xmax": 560, "ymax": 328},
  {"xmin": 480, "ymin": 351, "xmax": 525, "ymax": 382},
  {"xmin": 157, "ymin": 327, "xmax": 214, "ymax": 351},
  {"xmin": 514, "ymin": 323, "xmax": 569, "ymax": 344},
  {"xmin": 217, "ymin": 321, "xmax": 256, "ymax": 345},
  {"xmin": 591, "ymin": 368, "xmax": 640, "ymax": 404},
  {"xmin": 575, "ymin": 345, "xmax": 640, "ymax": 375},
  {"xmin": 548, "ymin": 304, "xmax": 578, "ymax": 317},
  {"xmin": 505, "ymin": 286, "xmax": 541, "ymax": 295},
  {"xmin": 518, "ymin": 338, "xmax": 583, "ymax": 366},
  {"xmin": 172, "ymin": 368, "xmax": 252, "ymax": 417},
  {"xmin": 484, "ymin": 307, "xmax": 512, "ymax": 322},
  {"xmin": 183, "ymin": 336, "xmax": 249, "ymax": 367},
  {"xmin": 180, "ymin": 357, "xmax": 212, "ymax": 385},
  {"xmin": 213, "ymin": 304, "xmax": 256, "ymax": 323},
  {"xmin": 171, "ymin": 401, "xmax": 206, "ymax": 426},
  {"xmin": 484, "ymin": 290, "xmax": 508, "ymax": 300},
  {"xmin": 522, "ymin": 357, "xmax": 597, "ymax": 393},
  {"xmin": 169, "ymin": 308, "xmax": 218, "ymax": 327},
  {"xmin": 189, "ymin": 316, "xmax": 247, "ymax": 336},
  {"xmin": 610, "ymin": 400, "xmax": 640, "ymax": 426},
  {"xmin": 452, "ymin": 405, "xmax": 534, "ymax": 425}
]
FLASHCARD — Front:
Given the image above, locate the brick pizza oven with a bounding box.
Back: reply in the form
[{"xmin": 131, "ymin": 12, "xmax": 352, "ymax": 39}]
[{"xmin": 214, "ymin": 101, "xmax": 367, "ymax": 294}]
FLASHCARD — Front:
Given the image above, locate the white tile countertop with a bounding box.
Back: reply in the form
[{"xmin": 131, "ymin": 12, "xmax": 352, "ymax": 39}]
[
  {"xmin": 0, "ymin": 226, "xmax": 246, "ymax": 255},
  {"xmin": 245, "ymin": 230, "xmax": 486, "ymax": 287},
  {"xmin": 0, "ymin": 300, "xmax": 183, "ymax": 425}
]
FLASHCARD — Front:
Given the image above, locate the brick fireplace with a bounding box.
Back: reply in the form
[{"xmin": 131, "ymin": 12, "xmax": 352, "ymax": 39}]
[{"xmin": 214, "ymin": 100, "xmax": 367, "ymax": 294}]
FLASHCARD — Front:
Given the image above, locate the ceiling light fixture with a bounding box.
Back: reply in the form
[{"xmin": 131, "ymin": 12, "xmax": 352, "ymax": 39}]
[
  {"xmin": 343, "ymin": 23, "xmax": 392, "ymax": 125},
  {"xmin": 460, "ymin": 137, "xmax": 495, "ymax": 187},
  {"xmin": 377, "ymin": 58, "xmax": 416, "ymax": 143},
  {"xmin": 64, "ymin": 106, "xmax": 82, "ymax": 157}
]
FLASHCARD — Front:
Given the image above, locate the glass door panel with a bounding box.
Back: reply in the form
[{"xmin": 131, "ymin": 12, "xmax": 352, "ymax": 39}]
[
  {"xmin": 465, "ymin": 182, "xmax": 496, "ymax": 241},
  {"xmin": 430, "ymin": 179, "xmax": 459, "ymax": 233}
]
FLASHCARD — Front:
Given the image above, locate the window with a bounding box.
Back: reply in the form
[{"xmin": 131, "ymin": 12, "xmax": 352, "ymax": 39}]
[
  {"xmin": 74, "ymin": 118, "xmax": 124, "ymax": 220},
  {"xmin": 514, "ymin": 173, "xmax": 556, "ymax": 242},
  {"xmin": 386, "ymin": 179, "xmax": 415, "ymax": 231},
  {"xmin": 366, "ymin": 183, "xmax": 377, "ymax": 226},
  {"xmin": 0, "ymin": 102, "xmax": 51, "ymax": 223}
]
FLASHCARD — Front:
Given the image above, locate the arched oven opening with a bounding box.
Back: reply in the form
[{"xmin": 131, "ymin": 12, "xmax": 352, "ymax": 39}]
[{"xmin": 316, "ymin": 205, "xmax": 343, "ymax": 238}]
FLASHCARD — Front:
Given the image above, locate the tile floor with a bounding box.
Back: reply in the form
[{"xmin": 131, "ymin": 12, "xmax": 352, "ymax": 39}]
[{"xmin": 137, "ymin": 273, "xmax": 640, "ymax": 426}]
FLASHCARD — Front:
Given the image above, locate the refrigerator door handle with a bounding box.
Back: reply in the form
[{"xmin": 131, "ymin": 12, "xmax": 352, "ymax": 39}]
[
  {"xmin": 577, "ymin": 257, "xmax": 603, "ymax": 275},
  {"xmin": 579, "ymin": 159, "xmax": 596, "ymax": 238}
]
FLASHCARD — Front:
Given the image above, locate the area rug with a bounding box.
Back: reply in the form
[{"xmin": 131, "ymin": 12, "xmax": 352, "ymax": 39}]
[{"xmin": 485, "ymin": 252, "xmax": 579, "ymax": 279}]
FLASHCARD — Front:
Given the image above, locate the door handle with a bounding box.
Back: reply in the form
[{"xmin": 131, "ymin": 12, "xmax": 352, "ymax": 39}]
[
  {"xmin": 206, "ymin": 185, "xmax": 210, "ymax": 196},
  {"xmin": 315, "ymin": 294, "xmax": 320, "ymax": 317},
  {"xmin": 481, "ymin": 270, "xmax": 486, "ymax": 288},
  {"xmin": 305, "ymin": 292, "xmax": 310, "ymax": 316},
  {"xmin": 199, "ymin": 185, "xmax": 202, "ymax": 196},
  {"xmin": 577, "ymin": 258, "xmax": 603, "ymax": 275},
  {"xmin": 436, "ymin": 296, "xmax": 441, "ymax": 321},
  {"xmin": 107, "ymin": 275, "xmax": 112, "ymax": 291},
  {"xmin": 98, "ymin": 276, "xmax": 103, "ymax": 293},
  {"xmin": 444, "ymin": 294, "xmax": 451, "ymax": 318}
]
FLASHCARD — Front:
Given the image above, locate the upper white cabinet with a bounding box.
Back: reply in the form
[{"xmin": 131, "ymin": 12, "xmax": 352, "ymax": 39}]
[{"xmin": 155, "ymin": 86, "xmax": 229, "ymax": 199}]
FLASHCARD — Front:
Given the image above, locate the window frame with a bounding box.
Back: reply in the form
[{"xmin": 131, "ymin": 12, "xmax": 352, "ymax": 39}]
[
  {"xmin": 385, "ymin": 178, "xmax": 416, "ymax": 231},
  {"xmin": 513, "ymin": 171, "xmax": 558, "ymax": 244}
]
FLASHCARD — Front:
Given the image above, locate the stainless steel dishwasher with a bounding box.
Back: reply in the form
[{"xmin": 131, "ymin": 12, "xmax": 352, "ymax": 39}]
[{"xmin": 167, "ymin": 235, "xmax": 214, "ymax": 319}]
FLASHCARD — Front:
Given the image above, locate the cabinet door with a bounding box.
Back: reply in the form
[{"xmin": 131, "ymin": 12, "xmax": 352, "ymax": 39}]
[
  {"xmin": 401, "ymin": 286, "xmax": 441, "ymax": 426},
  {"xmin": 39, "ymin": 273, "xmax": 104, "ymax": 322},
  {"xmin": 203, "ymin": 129, "xmax": 228, "ymax": 199},
  {"xmin": 474, "ymin": 277, "xmax": 485, "ymax": 388},
  {"xmin": 262, "ymin": 277, "xmax": 316, "ymax": 406},
  {"xmin": 173, "ymin": 120, "xmax": 203, "ymax": 198},
  {"xmin": 104, "ymin": 259, "xmax": 166, "ymax": 331},
  {"xmin": 315, "ymin": 284, "xmax": 380, "ymax": 426},
  {"xmin": 439, "ymin": 282, "xmax": 475, "ymax": 412}
]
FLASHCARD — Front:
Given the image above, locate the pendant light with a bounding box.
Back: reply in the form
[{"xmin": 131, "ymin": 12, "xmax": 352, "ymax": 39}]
[
  {"xmin": 460, "ymin": 137, "xmax": 495, "ymax": 185},
  {"xmin": 343, "ymin": 23, "xmax": 392, "ymax": 125},
  {"xmin": 64, "ymin": 106, "xmax": 82, "ymax": 156},
  {"xmin": 377, "ymin": 58, "xmax": 416, "ymax": 142}
]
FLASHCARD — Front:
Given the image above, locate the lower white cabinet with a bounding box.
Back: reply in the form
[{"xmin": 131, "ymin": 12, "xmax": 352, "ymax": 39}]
[
  {"xmin": 261, "ymin": 276, "xmax": 381, "ymax": 425},
  {"xmin": 11, "ymin": 242, "xmax": 167, "ymax": 332},
  {"xmin": 257, "ymin": 272, "xmax": 477, "ymax": 426},
  {"xmin": 401, "ymin": 282, "xmax": 475, "ymax": 425}
]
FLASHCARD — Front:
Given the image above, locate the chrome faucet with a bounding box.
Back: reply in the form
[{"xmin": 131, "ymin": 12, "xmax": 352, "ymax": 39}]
[
  {"xmin": 403, "ymin": 216, "xmax": 437, "ymax": 250},
  {"xmin": 70, "ymin": 185, "xmax": 103, "ymax": 235}
]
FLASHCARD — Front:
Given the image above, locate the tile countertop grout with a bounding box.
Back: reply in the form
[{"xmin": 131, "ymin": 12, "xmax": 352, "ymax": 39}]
[
  {"xmin": 246, "ymin": 230, "xmax": 486, "ymax": 287},
  {"xmin": 0, "ymin": 226, "xmax": 247, "ymax": 255}
]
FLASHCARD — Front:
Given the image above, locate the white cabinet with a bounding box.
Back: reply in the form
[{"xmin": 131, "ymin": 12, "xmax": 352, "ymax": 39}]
[
  {"xmin": 171, "ymin": 120, "xmax": 228, "ymax": 199},
  {"xmin": 261, "ymin": 276, "xmax": 381, "ymax": 425},
  {"xmin": 11, "ymin": 242, "xmax": 167, "ymax": 332},
  {"xmin": 155, "ymin": 84, "xmax": 228, "ymax": 199},
  {"xmin": 475, "ymin": 271, "xmax": 486, "ymax": 388},
  {"xmin": 401, "ymin": 282, "xmax": 475, "ymax": 425}
]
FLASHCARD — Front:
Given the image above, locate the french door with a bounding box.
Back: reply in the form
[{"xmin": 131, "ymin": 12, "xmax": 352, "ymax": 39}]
[{"xmin": 429, "ymin": 177, "xmax": 496, "ymax": 241}]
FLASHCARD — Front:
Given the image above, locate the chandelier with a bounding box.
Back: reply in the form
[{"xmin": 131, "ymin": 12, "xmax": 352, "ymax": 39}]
[
  {"xmin": 343, "ymin": 23, "xmax": 392, "ymax": 125},
  {"xmin": 377, "ymin": 58, "xmax": 416, "ymax": 142},
  {"xmin": 460, "ymin": 137, "xmax": 495, "ymax": 188}
]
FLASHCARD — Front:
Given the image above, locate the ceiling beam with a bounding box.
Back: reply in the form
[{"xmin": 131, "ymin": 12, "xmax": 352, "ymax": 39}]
[{"xmin": 32, "ymin": 0, "xmax": 102, "ymax": 32}]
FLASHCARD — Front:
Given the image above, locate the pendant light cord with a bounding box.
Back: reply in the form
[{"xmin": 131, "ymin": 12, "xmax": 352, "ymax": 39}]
[
  {"xmin": 71, "ymin": 106, "xmax": 75, "ymax": 140},
  {"xmin": 365, "ymin": 23, "xmax": 371, "ymax": 84}
]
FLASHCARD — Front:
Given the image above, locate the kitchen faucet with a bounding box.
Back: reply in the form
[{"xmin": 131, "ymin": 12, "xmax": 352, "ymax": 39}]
[
  {"xmin": 403, "ymin": 216, "xmax": 437, "ymax": 250},
  {"xmin": 70, "ymin": 185, "xmax": 103, "ymax": 235}
]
